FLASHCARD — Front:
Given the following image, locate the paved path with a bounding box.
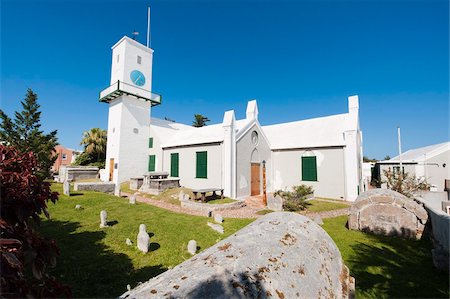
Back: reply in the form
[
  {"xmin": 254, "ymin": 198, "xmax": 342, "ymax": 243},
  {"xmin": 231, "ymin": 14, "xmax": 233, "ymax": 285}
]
[{"xmin": 122, "ymin": 192, "xmax": 350, "ymax": 219}]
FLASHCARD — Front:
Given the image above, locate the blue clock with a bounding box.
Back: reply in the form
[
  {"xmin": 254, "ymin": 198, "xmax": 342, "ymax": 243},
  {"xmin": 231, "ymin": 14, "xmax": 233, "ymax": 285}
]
[{"xmin": 130, "ymin": 70, "xmax": 146, "ymax": 87}]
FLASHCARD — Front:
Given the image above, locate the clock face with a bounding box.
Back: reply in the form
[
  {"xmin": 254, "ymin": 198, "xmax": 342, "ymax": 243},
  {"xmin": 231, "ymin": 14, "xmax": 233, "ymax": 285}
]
[{"xmin": 130, "ymin": 70, "xmax": 146, "ymax": 87}]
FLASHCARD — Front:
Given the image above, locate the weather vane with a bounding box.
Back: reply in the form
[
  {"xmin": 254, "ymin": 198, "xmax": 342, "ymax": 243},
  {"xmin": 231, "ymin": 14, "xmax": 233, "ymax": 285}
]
[{"xmin": 131, "ymin": 30, "xmax": 139, "ymax": 40}]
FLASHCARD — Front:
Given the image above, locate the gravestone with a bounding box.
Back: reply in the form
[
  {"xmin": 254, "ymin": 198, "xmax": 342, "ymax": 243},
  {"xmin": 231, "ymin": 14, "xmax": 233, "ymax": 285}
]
[
  {"xmin": 348, "ymin": 189, "xmax": 428, "ymax": 239},
  {"xmin": 129, "ymin": 194, "xmax": 136, "ymax": 205},
  {"xmin": 75, "ymin": 205, "xmax": 83, "ymax": 210},
  {"xmin": 63, "ymin": 180, "xmax": 70, "ymax": 196},
  {"xmin": 114, "ymin": 184, "xmax": 121, "ymax": 197},
  {"xmin": 267, "ymin": 193, "xmax": 283, "ymax": 211},
  {"xmin": 137, "ymin": 224, "xmax": 150, "ymax": 253},
  {"xmin": 125, "ymin": 238, "xmax": 133, "ymax": 246},
  {"xmin": 178, "ymin": 191, "xmax": 185, "ymax": 201},
  {"xmin": 214, "ymin": 213, "xmax": 223, "ymax": 224},
  {"xmin": 187, "ymin": 240, "xmax": 197, "ymax": 255},
  {"xmin": 99, "ymin": 210, "xmax": 108, "ymax": 228},
  {"xmin": 207, "ymin": 222, "xmax": 224, "ymax": 234},
  {"xmin": 183, "ymin": 194, "xmax": 190, "ymax": 201},
  {"xmin": 120, "ymin": 212, "xmax": 355, "ymax": 299}
]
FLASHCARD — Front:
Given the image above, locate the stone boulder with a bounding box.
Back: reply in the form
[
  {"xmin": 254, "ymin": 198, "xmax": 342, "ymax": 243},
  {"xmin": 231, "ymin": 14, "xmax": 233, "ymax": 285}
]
[
  {"xmin": 267, "ymin": 193, "xmax": 283, "ymax": 211},
  {"xmin": 120, "ymin": 212, "xmax": 354, "ymax": 299},
  {"xmin": 348, "ymin": 189, "xmax": 428, "ymax": 239}
]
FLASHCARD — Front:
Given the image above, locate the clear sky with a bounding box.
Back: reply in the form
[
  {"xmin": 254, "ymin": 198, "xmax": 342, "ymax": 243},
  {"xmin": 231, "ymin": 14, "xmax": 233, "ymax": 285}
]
[{"xmin": 1, "ymin": 0, "xmax": 448, "ymax": 159}]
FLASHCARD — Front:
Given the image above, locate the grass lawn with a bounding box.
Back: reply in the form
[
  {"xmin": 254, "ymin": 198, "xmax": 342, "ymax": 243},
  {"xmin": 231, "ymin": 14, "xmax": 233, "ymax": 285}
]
[
  {"xmin": 305, "ymin": 199, "xmax": 349, "ymax": 213},
  {"xmin": 323, "ymin": 216, "xmax": 449, "ymax": 298},
  {"xmin": 41, "ymin": 184, "xmax": 253, "ymax": 298},
  {"xmin": 206, "ymin": 197, "xmax": 236, "ymax": 204}
]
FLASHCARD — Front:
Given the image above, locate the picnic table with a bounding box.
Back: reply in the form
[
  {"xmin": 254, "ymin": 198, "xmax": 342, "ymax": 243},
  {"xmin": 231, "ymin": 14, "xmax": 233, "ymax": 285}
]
[{"xmin": 192, "ymin": 188, "xmax": 224, "ymax": 202}]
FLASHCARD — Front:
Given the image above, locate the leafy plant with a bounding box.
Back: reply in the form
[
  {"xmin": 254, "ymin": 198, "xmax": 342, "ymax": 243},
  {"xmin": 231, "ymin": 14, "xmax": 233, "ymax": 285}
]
[
  {"xmin": 192, "ymin": 114, "xmax": 210, "ymax": 127},
  {"xmin": 382, "ymin": 169, "xmax": 430, "ymax": 198},
  {"xmin": 274, "ymin": 185, "xmax": 314, "ymax": 211},
  {"xmin": 0, "ymin": 89, "xmax": 58, "ymax": 180},
  {"xmin": 80, "ymin": 128, "xmax": 107, "ymax": 162},
  {"xmin": 0, "ymin": 145, "xmax": 71, "ymax": 297}
]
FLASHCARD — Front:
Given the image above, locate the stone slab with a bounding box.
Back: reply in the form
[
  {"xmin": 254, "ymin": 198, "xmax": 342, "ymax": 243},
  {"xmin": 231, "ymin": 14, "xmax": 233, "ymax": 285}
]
[{"xmin": 74, "ymin": 182, "xmax": 115, "ymax": 194}]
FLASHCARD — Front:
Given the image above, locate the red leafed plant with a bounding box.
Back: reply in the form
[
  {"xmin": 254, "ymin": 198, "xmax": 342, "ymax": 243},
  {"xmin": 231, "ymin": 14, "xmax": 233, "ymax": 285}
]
[{"xmin": 0, "ymin": 145, "xmax": 71, "ymax": 298}]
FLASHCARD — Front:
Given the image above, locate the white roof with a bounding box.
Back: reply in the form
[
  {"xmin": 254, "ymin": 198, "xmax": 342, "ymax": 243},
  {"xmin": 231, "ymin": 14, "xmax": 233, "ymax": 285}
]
[
  {"xmin": 152, "ymin": 117, "xmax": 252, "ymax": 148},
  {"xmin": 262, "ymin": 113, "xmax": 349, "ymax": 150},
  {"xmin": 387, "ymin": 141, "xmax": 450, "ymax": 163}
]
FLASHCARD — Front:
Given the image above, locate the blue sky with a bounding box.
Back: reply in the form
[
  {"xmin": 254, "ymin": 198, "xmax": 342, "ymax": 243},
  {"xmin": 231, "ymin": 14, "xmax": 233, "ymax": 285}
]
[{"xmin": 1, "ymin": 0, "xmax": 448, "ymax": 159}]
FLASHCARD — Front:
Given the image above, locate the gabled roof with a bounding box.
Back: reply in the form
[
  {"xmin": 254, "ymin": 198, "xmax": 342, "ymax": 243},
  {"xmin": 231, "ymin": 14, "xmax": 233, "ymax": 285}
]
[
  {"xmin": 156, "ymin": 118, "xmax": 252, "ymax": 148},
  {"xmin": 262, "ymin": 113, "xmax": 349, "ymax": 150},
  {"xmin": 386, "ymin": 141, "xmax": 450, "ymax": 163}
]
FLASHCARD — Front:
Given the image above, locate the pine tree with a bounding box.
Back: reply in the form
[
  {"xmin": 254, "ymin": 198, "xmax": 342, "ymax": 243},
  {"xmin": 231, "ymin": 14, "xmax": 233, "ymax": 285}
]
[{"xmin": 0, "ymin": 88, "xmax": 58, "ymax": 180}]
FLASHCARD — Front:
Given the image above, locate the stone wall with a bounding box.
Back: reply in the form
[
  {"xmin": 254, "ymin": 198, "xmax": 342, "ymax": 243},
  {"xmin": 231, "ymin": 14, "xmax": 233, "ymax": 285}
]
[
  {"xmin": 74, "ymin": 182, "xmax": 116, "ymax": 194},
  {"xmin": 121, "ymin": 212, "xmax": 354, "ymax": 299},
  {"xmin": 348, "ymin": 189, "xmax": 428, "ymax": 239}
]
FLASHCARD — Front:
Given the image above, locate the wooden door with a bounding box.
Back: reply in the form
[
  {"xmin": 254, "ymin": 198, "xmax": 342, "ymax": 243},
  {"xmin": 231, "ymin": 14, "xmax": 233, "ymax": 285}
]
[
  {"xmin": 251, "ymin": 163, "xmax": 261, "ymax": 196},
  {"xmin": 109, "ymin": 158, "xmax": 114, "ymax": 181}
]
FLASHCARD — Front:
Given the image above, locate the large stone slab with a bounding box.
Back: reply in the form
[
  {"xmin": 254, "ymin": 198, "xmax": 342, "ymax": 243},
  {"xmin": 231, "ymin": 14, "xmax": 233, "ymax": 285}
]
[
  {"xmin": 74, "ymin": 182, "xmax": 115, "ymax": 194},
  {"xmin": 121, "ymin": 212, "xmax": 354, "ymax": 299},
  {"xmin": 267, "ymin": 193, "xmax": 283, "ymax": 211},
  {"xmin": 348, "ymin": 189, "xmax": 428, "ymax": 239}
]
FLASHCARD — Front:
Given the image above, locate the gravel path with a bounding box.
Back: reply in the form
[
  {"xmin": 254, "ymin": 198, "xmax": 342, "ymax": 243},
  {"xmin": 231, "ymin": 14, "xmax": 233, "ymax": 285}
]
[{"xmin": 122, "ymin": 192, "xmax": 350, "ymax": 219}]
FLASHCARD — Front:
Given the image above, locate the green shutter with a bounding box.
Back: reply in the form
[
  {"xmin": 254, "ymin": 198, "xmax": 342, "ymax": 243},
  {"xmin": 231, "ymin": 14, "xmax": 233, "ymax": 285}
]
[
  {"xmin": 196, "ymin": 151, "xmax": 207, "ymax": 178},
  {"xmin": 171, "ymin": 153, "xmax": 179, "ymax": 177},
  {"xmin": 148, "ymin": 137, "xmax": 153, "ymax": 148},
  {"xmin": 148, "ymin": 155, "xmax": 156, "ymax": 172},
  {"xmin": 302, "ymin": 156, "xmax": 317, "ymax": 181}
]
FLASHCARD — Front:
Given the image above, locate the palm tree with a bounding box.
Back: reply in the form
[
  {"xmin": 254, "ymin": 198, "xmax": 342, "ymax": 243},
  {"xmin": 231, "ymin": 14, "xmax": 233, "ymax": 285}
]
[
  {"xmin": 192, "ymin": 114, "xmax": 210, "ymax": 127},
  {"xmin": 80, "ymin": 128, "xmax": 107, "ymax": 162}
]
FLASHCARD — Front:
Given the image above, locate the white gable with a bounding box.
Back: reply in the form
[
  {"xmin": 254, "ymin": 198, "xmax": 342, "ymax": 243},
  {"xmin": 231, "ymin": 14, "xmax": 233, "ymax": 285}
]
[{"xmin": 388, "ymin": 141, "xmax": 450, "ymax": 162}]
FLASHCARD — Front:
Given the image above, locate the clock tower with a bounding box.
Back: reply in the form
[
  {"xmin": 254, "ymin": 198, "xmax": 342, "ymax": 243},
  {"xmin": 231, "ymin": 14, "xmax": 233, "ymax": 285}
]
[{"xmin": 99, "ymin": 36, "xmax": 161, "ymax": 184}]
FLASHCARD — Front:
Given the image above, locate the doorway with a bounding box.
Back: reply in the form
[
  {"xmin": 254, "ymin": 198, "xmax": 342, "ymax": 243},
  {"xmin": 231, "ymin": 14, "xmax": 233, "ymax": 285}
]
[
  {"xmin": 251, "ymin": 162, "xmax": 261, "ymax": 196},
  {"xmin": 109, "ymin": 158, "xmax": 114, "ymax": 181}
]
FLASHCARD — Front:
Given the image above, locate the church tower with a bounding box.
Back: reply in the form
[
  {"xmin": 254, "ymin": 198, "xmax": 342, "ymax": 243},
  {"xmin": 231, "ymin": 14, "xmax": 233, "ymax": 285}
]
[{"xmin": 99, "ymin": 36, "xmax": 161, "ymax": 184}]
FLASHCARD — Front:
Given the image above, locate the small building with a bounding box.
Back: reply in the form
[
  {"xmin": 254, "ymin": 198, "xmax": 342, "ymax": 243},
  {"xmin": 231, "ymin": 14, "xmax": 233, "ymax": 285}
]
[
  {"xmin": 52, "ymin": 145, "xmax": 80, "ymax": 173},
  {"xmin": 374, "ymin": 142, "xmax": 450, "ymax": 191},
  {"xmin": 99, "ymin": 35, "xmax": 363, "ymax": 201}
]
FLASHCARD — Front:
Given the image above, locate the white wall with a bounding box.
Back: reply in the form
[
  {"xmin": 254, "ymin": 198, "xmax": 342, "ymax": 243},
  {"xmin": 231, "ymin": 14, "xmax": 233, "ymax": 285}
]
[
  {"xmin": 425, "ymin": 150, "xmax": 450, "ymax": 191},
  {"xmin": 162, "ymin": 144, "xmax": 223, "ymax": 190},
  {"xmin": 272, "ymin": 147, "xmax": 346, "ymax": 200},
  {"xmin": 236, "ymin": 124, "xmax": 272, "ymax": 198}
]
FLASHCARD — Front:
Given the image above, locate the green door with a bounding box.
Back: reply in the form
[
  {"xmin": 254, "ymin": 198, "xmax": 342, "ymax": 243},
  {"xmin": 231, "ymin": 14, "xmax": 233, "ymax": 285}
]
[{"xmin": 171, "ymin": 153, "xmax": 179, "ymax": 177}]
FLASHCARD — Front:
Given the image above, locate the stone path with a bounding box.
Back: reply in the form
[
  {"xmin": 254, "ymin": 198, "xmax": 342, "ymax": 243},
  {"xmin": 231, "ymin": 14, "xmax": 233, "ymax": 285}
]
[{"xmin": 121, "ymin": 192, "xmax": 350, "ymax": 219}]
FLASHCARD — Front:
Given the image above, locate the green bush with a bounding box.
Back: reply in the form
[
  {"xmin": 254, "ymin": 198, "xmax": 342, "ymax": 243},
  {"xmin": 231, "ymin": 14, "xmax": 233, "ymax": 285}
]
[{"xmin": 274, "ymin": 185, "xmax": 314, "ymax": 211}]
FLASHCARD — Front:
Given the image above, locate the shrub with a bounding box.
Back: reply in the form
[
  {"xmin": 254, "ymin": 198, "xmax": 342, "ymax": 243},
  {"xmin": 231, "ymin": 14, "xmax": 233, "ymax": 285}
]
[
  {"xmin": 275, "ymin": 185, "xmax": 314, "ymax": 211},
  {"xmin": 0, "ymin": 145, "xmax": 71, "ymax": 297},
  {"xmin": 382, "ymin": 169, "xmax": 430, "ymax": 198}
]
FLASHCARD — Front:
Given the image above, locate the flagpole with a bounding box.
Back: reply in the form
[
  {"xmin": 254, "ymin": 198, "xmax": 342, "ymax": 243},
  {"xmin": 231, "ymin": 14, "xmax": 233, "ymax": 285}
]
[
  {"xmin": 146, "ymin": 6, "xmax": 151, "ymax": 48},
  {"xmin": 397, "ymin": 126, "xmax": 402, "ymax": 177}
]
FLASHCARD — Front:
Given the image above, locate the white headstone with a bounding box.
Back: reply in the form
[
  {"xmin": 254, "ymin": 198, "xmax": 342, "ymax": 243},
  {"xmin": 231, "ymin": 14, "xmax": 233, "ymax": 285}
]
[
  {"xmin": 267, "ymin": 194, "xmax": 283, "ymax": 211},
  {"xmin": 75, "ymin": 204, "xmax": 83, "ymax": 210},
  {"xmin": 187, "ymin": 240, "xmax": 197, "ymax": 255},
  {"xmin": 100, "ymin": 210, "xmax": 108, "ymax": 228},
  {"xmin": 137, "ymin": 224, "xmax": 150, "ymax": 253},
  {"xmin": 214, "ymin": 213, "xmax": 223, "ymax": 224},
  {"xmin": 125, "ymin": 238, "xmax": 133, "ymax": 246},
  {"xmin": 63, "ymin": 180, "xmax": 70, "ymax": 196},
  {"xmin": 129, "ymin": 194, "xmax": 136, "ymax": 205},
  {"xmin": 183, "ymin": 194, "xmax": 190, "ymax": 201},
  {"xmin": 179, "ymin": 191, "xmax": 185, "ymax": 201},
  {"xmin": 207, "ymin": 222, "xmax": 224, "ymax": 234},
  {"xmin": 114, "ymin": 184, "xmax": 121, "ymax": 197}
]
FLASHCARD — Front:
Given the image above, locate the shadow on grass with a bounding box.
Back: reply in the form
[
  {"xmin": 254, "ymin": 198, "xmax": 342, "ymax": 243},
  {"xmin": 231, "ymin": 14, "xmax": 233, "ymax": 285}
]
[
  {"xmin": 348, "ymin": 233, "xmax": 449, "ymax": 298},
  {"xmin": 40, "ymin": 220, "xmax": 167, "ymax": 298}
]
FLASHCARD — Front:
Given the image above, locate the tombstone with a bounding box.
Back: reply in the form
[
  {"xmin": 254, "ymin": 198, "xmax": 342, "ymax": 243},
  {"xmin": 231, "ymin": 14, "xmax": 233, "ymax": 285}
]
[
  {"xmin": 137, "ymin": 224, "xmax": 150, "ymax": 253},
  {"xmin": 114, "ymin": 184, "xmax": 121, "ymax": 197},
  {"xmin": 183, "ymin": 194, "xmax": 190, "ymax": 201},
  {"xmin": 187, "ymin": 240, "xmax": 197, "ymax": 255},
  {"xmin": 99, "ymin": 210, "xmax": 108, "ymax": 228},
  {"xmin": 63, "ymin": 180, "xmax": 70, "ymax": 196},
  {"xmin": 348, "ymin": 189, "xmax": 428, "ymax": 239},
  {"xmin": 179, "ymin": 191, "xmax": 185, "ymax": 201},
  {"xmin": 214, "ymin": 213, "xmax": 223, "ymax": 224},
  {"xmin": 313, "ymin": 215, "xmax": 324, "ymax": 225},
  {"xmin": 207, "ymin": 222, "xmax": 224, "ymax": 234},
  {"xmin": 267, "ymin": 193, "xmax": 283, "ymax": 211},
  {"xmin": 75, "ymin": 204, "xmax": 83, "ymax": 210},
  {"xmin": 129, "ymin": 194, "xmax": 136, "ymax": 205},
  {"xmin": 125, "ymin": 238, "xmax": 133, "ymax": 246}
]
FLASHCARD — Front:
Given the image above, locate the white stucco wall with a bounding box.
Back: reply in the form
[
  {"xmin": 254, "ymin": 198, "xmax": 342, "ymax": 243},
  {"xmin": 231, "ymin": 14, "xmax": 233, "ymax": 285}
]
[
  {"xmin": 162, "ymin": 144, "xmax": 223, "ymax": 190},
  {"xmin": 236, "ymin": 124, "xmax": 272, "ymax": 198},
  {"xmin": 272, "ymin": 147, "xmax": 346, "ymax": 200},
  {"xmin": 425, "ymin": 150, "xmax": 450, "ymax": 191},
  {"xmin": 148, "ymin": 127, "xmax": 164, "ymax": 172}
]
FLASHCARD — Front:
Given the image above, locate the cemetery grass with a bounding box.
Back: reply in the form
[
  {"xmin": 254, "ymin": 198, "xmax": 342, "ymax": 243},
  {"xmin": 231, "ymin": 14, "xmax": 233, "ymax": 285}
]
[
  {"xmin": 40, "ymin": 184, "xmax": 253, "ymax": 298},
  {"xmin": 323, "ymin": 215, "xmax": 450, "ymax": 299},
  {"xmin": 206, "ymin": 197, "xmax": 236, "ymax": 204},
  {"xmin": 305, "ymin": 199, "xmax": 349, "ymax": 212}
]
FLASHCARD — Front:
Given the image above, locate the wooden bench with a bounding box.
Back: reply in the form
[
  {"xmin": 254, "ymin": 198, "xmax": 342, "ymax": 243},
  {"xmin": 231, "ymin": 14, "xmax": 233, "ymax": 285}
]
[{"xmin": 192, "ymin": 188, "xmax": 224, "ymax": 202}]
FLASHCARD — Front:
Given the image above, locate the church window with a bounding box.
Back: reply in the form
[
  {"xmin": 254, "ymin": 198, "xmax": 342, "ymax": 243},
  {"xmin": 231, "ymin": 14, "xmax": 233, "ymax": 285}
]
[{"xmin": 137, "ymin": 55, "xmax": 142, "ymax": 64}]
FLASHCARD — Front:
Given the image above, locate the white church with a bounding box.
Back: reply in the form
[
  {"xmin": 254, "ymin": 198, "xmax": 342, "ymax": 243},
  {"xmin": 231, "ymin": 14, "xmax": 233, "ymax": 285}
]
[{"xmin": 99, "ymin": 36, "xmax": 364, "ymax": 201}]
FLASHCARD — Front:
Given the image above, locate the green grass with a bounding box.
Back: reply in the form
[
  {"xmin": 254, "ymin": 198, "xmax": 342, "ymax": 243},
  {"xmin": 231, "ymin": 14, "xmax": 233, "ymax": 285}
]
[
  {"xmin": 206, "ymin": 197, "xmax": 236, "ymax": 204},
  {"xmin": 305, "ymin": 199, "xmax": 349, "ymax": 213},
  {"xmin": 41, "ymin": 184, "xmax": 253, "ymax": 298},
  {"xmin": 322, "ymin": 216, "xmax": 449, "ymax": 298},
  {"xmin": 256, "ymin": 209, "xmax": 274, "ymax": 215}
]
